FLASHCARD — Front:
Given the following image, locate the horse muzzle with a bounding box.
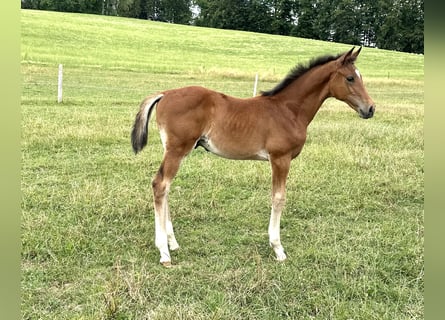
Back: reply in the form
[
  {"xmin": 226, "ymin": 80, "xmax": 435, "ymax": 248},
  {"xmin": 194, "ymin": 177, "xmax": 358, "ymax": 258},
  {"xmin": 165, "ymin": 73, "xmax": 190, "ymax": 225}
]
[{"xmin": 358, "ymin": 105, "xmax": 375, "ymax": 119}]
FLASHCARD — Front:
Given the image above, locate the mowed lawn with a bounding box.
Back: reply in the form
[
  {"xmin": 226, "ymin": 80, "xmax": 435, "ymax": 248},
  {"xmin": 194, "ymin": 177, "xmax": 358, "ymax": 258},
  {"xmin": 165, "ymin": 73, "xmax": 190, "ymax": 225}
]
[{"xmin": 21, "ymin": 10, "xmax": 424, "ymax": 319}]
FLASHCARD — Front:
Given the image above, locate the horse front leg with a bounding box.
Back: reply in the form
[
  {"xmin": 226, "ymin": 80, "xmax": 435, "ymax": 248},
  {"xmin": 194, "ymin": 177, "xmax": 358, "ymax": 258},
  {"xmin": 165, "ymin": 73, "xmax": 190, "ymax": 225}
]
[{"xmin": 269, "ymin": 155, "xmax": 291, "ymax": 261}]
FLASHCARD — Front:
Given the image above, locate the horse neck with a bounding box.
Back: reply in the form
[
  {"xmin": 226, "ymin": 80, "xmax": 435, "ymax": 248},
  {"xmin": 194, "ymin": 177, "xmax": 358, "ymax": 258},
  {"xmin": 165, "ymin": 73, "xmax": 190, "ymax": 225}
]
[{"xmin": 276, "ymin": 63, "xmax": 335, "ymax": 124}]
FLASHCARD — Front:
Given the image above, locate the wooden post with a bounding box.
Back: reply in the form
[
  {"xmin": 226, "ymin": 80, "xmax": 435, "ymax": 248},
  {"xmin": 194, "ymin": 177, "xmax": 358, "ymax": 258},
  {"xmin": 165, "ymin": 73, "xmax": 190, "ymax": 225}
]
[
  {"xmin": 253, "ymin": 73, "xmax": 259, "ymax": 97},
  {"xmin": 57, "ymin": 64, "xmax": 63, "ymax": 103}
]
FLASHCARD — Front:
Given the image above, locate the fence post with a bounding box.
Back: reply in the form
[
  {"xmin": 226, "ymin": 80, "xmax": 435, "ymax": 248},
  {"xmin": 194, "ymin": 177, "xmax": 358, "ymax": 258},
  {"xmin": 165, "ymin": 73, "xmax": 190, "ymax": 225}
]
[
  {"xmin": 57, "ymin": 64, "xmax": 63, "ymax": 103},
  {"xmin": 253, "ymin": 73, "xmax": 259, "ymax": 97}
]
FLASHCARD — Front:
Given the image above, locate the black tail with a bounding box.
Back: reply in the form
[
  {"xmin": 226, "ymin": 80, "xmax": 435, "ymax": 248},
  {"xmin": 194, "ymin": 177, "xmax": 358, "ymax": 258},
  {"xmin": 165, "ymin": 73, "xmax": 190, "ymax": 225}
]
[{"xmin": 131, "ymin": 94, "xmax": 164, "ymax": 154}]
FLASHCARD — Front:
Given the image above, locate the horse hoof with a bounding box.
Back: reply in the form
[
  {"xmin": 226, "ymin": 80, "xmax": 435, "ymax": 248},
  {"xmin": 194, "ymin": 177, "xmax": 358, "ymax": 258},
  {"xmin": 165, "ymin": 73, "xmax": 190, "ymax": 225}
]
[
  {"xmin": 161, "ymin": 261, "xmax": 172, "ymax": 268},
  {"xmin": 169, "ymin": 244, "xmax": 180, "ymax": 251},
  {"xmin": 276, "ymin": 252, "xmax": 287, "ymax": 262}
]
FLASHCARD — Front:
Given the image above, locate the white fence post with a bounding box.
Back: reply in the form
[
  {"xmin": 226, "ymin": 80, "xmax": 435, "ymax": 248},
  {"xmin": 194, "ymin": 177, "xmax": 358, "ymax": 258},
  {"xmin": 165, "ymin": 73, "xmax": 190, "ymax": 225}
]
[
  {"xmin": 57, "ymin": 64, "xmax": 63, "ymax": 103},
  {"xmin": 253, "ymin": 73, "xmax": 259, "ymax": 97}
]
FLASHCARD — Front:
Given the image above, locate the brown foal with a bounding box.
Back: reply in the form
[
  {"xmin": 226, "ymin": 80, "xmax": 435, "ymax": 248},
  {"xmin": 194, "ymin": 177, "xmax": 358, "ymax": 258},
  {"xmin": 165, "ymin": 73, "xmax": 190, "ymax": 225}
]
[{"xmin": 131, "ymin": 47, "xmax": 375, "ymax": 267}]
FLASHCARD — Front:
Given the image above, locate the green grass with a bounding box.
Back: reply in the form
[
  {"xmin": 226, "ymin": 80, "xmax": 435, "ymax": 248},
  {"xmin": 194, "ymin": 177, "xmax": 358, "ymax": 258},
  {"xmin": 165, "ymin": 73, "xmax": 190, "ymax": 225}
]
[{"xmin": 21, "ymin": 9, "xmax": 423, "ymax": 319}]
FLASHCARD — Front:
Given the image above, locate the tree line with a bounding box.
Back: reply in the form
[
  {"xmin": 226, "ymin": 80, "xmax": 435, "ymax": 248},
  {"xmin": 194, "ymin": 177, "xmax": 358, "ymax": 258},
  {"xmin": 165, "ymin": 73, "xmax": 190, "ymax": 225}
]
[{"xmin": 21, "ymin": 0, "xmax": 423, "ymax": 54}]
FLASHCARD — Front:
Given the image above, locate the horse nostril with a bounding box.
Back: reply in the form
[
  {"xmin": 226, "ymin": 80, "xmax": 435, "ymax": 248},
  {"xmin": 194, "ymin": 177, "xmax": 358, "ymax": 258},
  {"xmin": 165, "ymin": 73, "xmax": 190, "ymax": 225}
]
[{"xmin": 369, "ymin": 105, "xmax": 375, "ymax": 114}]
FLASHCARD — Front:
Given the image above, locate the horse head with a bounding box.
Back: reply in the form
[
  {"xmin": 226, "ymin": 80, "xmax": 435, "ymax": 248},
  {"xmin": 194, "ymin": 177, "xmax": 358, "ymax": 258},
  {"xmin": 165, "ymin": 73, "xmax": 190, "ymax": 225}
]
[{"xmin": 329, "ymin": 47, "xmax": 375, "ymax": 119}]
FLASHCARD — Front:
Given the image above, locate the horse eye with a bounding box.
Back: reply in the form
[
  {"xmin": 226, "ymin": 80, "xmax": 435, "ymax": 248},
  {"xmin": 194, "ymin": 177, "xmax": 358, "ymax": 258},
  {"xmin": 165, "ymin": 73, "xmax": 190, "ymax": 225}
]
[{"xmin": 346, "ymin": 76, "xmax": 355, "ymax": 82}]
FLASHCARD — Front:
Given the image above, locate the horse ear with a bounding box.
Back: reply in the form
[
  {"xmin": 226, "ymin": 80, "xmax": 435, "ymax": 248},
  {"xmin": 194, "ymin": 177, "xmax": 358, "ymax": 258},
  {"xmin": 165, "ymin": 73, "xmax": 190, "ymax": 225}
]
[
  {"xmin": 341, "ymin": 47, "xmax": 361, "ymax": 65},
  {"xmin": 351, "ymin": 46, "xmax": 362, "ymax": 60}
]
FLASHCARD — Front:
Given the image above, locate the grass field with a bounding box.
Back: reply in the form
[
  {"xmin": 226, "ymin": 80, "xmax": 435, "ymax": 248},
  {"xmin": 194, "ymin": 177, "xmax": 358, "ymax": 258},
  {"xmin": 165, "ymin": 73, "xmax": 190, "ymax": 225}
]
[{"xmin": 21, "ymin": 9, "xmax": 424, "ymax": 319}]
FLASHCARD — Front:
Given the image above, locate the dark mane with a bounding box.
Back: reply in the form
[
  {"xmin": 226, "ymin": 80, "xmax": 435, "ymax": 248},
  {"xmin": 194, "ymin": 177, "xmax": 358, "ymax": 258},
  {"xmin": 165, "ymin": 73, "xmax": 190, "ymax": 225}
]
[{"xmin": 261, "ymin": 52, "xmax": 343, "ymax": 96}]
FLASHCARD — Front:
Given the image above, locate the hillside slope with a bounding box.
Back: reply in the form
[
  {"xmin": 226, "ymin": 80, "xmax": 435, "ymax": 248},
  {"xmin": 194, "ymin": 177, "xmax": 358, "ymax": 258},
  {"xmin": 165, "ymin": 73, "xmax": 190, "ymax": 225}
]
[{"xmin": 21, "ymin": 9, "xmax": 423, "ymax": 82}]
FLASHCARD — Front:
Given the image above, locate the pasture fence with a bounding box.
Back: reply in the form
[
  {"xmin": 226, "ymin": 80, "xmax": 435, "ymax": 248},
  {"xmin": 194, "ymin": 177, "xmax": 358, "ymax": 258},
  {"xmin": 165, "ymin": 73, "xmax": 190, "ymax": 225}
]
[
  {"xmin": 25, "ymin": 63, "xmax": 265, "ymax": 104},
  {"xmin": 57, "ymin": 64, "xmax": 63, "ymax": 103}
]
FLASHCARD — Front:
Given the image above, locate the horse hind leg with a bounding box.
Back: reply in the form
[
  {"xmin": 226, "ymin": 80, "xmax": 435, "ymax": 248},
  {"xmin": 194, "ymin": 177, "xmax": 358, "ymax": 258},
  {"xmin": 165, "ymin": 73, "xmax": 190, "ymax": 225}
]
[
  {"xmin": 152, "ymin": 143, "xmax": 194, "ymax": 267},
  {"xmin": 166, "ymin": 201, "xmax": 179, "ymax": 251},
  {"xmin": 152, "ymin": 157, "xmax": 179, "ymax": 267}
]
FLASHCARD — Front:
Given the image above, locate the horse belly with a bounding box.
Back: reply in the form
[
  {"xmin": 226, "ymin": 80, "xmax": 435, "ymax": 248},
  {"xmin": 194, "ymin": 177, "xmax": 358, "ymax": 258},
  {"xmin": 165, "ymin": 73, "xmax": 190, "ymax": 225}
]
[{"xmin": 199, "ymin": 136, "xmax": 268, "ymax": 161}]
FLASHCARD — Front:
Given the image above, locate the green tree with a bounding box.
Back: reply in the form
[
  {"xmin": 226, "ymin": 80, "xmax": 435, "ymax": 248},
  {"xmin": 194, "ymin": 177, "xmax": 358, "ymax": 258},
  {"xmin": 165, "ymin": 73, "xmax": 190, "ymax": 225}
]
[
  {"xmin": 331, "ymin": 0, "xmax": 361, "ymax": 45},
  {"xmin": 194, "ymin": 0, "xmax": 249, "ymax": 30},
  {"xmin": 160, "ymin": 0, "xmax": 192, "ymax": 24},
  {"xmin": 270, "ymin": 0, "xmax": 296, "ymax": 35},
  {"xmin": 246, "ymin": 0, "xmax": 274, "ymax": 33},
  {"xmin": 21, "ymin": 0, "xmax": 423, "ymax": 53},
  {"xmin": 377, "ymin": 0, "xmax": 423, "ymax": 53},
  {"xmin": 21, "ymin": 0, "xmax": 103, "ymax": 13},
  {"xmin": 357, "ymin": 0, "xmax": 380, "ymax": 47},
  {"xmin": 292, "ymin": 0, "xmax": 320, "ymax": 39},
  {"xmin": 194, "ymin": 0, "xmax": 294, "ymax": 34}
]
